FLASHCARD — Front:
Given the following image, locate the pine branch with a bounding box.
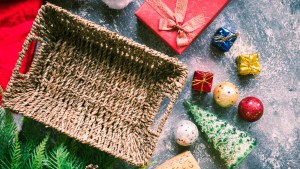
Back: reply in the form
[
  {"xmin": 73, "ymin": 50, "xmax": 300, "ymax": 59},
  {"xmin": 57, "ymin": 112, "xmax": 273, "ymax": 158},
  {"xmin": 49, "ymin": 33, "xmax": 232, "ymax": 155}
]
[
  {"xmin": 68, "ymin": 139, "xmax": 79, "ymax": 155},
  {"xmin": 74, "ymin": 143, "xmax": 116, "ymax": 169},
  {"xmin": 21, "ymin": 140, "xmax": 38, "ymax": 167},
  {"xmin": 10, "ymin": 132, "xmax": 22, "ymax": 169},
  {"xmin": 0, "ymin": 158, "xmax": 10, "ymax": 169},
  {"xmin": 45, "ymin": 145, "xmax": 84, "ymax": 169},
  {"xmin": 0, "ymin": 109, "xmax": 16, "ymax": 161},
  {"xmin": 0, "ymin": 110, "xmax": 117, "ymax": 169},
  {"xmin": 27, "ymin": 133, "xmax": 49, "ymax": 169}
]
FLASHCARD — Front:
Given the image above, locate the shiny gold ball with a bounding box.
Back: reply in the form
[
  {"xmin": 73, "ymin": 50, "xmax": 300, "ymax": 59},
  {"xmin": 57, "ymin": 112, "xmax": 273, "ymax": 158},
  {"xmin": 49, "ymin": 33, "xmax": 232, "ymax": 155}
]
[{"xmin": 213, "ymin": 82, "xmax": 239, "ymax": 107}]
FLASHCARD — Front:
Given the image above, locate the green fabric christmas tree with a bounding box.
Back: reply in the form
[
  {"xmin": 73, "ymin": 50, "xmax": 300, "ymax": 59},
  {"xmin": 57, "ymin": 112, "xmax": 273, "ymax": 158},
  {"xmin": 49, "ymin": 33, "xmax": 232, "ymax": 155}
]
[{"xmin": 184, "ymin": 101, "xmax": 256, "ymax": 169}]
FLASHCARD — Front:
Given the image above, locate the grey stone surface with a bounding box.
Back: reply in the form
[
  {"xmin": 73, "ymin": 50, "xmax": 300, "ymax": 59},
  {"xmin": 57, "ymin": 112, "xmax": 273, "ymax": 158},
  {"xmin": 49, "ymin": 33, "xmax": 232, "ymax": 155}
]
[{"xmin": 47, "ymin": 0, "xmax": 300, "ymax": 168}]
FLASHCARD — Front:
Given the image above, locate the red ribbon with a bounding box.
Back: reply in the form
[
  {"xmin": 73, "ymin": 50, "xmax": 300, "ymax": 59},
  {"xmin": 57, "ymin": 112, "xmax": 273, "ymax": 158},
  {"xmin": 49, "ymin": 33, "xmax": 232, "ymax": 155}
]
[{"xmin": 146, "ymin": 0, "xmax": 205, "ymax": 47}]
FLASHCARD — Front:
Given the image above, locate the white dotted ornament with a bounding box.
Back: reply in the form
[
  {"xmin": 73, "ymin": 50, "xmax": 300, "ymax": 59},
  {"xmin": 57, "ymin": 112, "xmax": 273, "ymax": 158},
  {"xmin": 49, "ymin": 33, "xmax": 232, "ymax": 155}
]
[
  {"xmin": 213, "ymin": 82, "xmax": 239, "ymax": 107},
  {"xmin": 174, "ymin": 120, "xmax": 199, "ymax": 146},
  {"xmin": 102, "ymin": 0, "xmax": 134, "ymax": 9}
]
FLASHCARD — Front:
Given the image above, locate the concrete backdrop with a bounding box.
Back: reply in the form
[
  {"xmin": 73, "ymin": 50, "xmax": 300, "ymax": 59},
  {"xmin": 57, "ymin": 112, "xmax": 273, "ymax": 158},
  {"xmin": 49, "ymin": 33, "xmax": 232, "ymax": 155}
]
[{"xmin": 47, "ymin": 0, "xmax": 300, "ymax": 168}]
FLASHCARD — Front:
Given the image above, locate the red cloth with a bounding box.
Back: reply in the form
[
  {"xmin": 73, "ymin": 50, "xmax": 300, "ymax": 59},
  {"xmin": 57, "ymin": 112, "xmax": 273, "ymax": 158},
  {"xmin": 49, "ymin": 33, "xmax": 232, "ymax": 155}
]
[{"xmin": 0, "ymin": 0, "xmax": 42, "ymax": 104}]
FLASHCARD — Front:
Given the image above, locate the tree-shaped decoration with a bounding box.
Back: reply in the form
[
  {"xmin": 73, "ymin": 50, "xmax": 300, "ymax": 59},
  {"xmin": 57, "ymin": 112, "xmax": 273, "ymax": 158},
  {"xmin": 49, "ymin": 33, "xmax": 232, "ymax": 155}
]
[{"xmin": 184, "ymin": 101, "xmax": 256, "ymax": 169}]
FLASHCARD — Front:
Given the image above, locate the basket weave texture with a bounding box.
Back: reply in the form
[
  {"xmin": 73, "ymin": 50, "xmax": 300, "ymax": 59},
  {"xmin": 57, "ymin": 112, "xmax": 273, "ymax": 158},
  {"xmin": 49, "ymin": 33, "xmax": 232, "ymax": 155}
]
[{"xmin": 2, "ymin": 3, "xmax": 188, "ymax": 166}]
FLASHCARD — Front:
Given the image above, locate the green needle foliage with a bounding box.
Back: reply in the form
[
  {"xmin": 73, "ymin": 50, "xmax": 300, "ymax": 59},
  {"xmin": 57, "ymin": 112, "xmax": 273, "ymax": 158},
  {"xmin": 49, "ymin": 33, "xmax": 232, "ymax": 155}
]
[
  {"xmin": 0, "ymin": 108, "xmax": 16, "ymax": 160},
  {"xmin": 9, "ymin": 132, "xmax": 22, "ymax": 169},
  {"xmin": 27, "ymin": 133, "xmax": 49, "ymax": 169},
  {"xmin": 46, "ymin": 145, "xmax": 84, "ymax": 169},
  {"xmin": 0, "ymin": 108, "xmax": 117, "ymax": 169}
]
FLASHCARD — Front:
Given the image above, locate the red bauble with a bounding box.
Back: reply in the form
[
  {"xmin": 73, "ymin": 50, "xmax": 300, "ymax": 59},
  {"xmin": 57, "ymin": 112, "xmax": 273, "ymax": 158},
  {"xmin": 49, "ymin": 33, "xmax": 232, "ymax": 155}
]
[{"xmin": 238, "ymin": 97, "xmax": 264, "ymax": 122}]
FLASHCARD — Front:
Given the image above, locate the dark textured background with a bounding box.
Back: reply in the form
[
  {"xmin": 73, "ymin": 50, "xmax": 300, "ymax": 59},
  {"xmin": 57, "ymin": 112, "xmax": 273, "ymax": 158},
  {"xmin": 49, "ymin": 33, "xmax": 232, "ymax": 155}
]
[{"xmin": 47, "ymin": 0, "xmax": 300, "ymax": 168}]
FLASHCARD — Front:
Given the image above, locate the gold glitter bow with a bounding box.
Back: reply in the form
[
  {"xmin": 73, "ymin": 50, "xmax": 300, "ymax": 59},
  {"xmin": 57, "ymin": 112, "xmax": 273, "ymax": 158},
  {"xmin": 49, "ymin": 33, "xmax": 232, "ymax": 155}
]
[
  {"xmin": 192, "ymin": 73, "xmax": 213, "ymax": 92},
  {"xmin": 214, "ymin": 33, "xmax": 240, "ymax": 43},
  {"xmin": 237, "ymin": 54, "xmax": 261, "ymax": 75},
  {"xmin": 146, "ymin": 0, "xmax": 205, "ymax": 47}
]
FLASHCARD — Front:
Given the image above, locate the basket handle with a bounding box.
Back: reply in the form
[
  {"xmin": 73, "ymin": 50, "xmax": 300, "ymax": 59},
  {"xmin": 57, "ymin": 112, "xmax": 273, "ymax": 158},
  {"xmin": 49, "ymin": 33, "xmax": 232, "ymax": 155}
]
[
  {"xmin": 150, "ymin": 97, "xmax": 176, "ymax": 135},
  {"xmin": 14, "ymin": 33, "xmax": 41, "ymax": 78}
]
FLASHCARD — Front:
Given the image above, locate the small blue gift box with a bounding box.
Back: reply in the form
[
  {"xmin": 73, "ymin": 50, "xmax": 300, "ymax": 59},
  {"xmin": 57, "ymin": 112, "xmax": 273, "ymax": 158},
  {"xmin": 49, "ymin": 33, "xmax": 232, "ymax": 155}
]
[{"xmin": 211, "ymin": 27, "xmax": 239, "ymax": 52}]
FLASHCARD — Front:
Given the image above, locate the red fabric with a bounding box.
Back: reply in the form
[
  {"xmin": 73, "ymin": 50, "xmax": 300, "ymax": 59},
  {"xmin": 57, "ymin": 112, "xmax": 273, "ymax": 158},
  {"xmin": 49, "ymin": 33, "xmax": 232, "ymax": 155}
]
[
  {"xmin": 135, "ymin": 0, "xmax": 229, "ymax": 54},
  {"xmin": 0, "ymin": 0, "xmax": 42, "ymax": 104}
]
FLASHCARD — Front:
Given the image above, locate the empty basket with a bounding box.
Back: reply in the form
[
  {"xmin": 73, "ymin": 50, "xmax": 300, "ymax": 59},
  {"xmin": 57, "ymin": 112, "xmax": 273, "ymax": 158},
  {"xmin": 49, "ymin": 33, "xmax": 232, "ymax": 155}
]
[{"xmin": 2, "ymin": 3, "xmax": 188, "ymax": 166}]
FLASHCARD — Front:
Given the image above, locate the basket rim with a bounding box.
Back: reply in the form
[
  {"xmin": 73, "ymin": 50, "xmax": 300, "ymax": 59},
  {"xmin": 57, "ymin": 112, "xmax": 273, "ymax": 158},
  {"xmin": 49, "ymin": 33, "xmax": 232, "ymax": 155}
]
[{"xmin": 43, "ymin": 3, "xmax": 188, "ymax": 72}]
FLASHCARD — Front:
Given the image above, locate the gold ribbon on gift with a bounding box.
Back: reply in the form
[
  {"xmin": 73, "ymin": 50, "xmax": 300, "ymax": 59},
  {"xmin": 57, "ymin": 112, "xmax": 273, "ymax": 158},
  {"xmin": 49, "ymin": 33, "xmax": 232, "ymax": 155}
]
[
  {"xmin": 214, "ymin": 33, "xmax": 240, "ymax": 43},
  {"xmin": 146, "ymin": 0, "xmax": 205, "ymax": 47},
  {"xmin": 192, "ymin": 73, "xmax": 213, "ymax": 92},
  {"xmin": 237, "ymin": 54, "xmax": 261, "ymax": 75}
]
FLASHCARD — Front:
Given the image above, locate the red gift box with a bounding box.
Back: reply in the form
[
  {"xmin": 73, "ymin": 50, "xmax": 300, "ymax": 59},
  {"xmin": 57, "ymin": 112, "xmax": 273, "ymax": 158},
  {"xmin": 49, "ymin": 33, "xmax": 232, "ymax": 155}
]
[
  {"xmin": 192, "ymin": 71, "xmax": 214, "ymax": 93},
  {"xmin": 135, "ymin": 0, "xmax": 230, "ymax": 54}
]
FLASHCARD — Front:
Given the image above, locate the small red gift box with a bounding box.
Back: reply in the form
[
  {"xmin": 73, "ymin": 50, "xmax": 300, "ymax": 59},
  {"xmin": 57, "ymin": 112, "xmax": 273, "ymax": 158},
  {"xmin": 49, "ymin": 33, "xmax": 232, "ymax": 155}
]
[
  {"xmin": 135, "ymin": 0, "xmax": 230, "ymax": 54},
  {"xmin": 192, "ymin": 71, "xmax": 214, "ymax": 93}
]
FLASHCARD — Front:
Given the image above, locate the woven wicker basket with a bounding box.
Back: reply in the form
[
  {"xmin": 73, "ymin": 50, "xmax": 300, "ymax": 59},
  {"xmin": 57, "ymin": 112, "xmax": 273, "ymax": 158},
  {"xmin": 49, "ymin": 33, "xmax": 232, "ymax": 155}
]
[{"xmin": 2, "ymin": 3, "xmax": 187, "ymax": 166}]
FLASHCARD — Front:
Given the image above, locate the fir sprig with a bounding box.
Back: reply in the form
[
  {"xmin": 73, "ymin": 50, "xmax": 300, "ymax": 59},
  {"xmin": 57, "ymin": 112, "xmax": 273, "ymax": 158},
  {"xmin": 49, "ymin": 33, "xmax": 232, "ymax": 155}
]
[
  {"xmin": 0, "ymin": 108, "xmax": 117, "ymax": 169},
  {"xmin": 46, "ymin": 145, "xmax": 84, "ymax": 169},
  {"xmin": 27, "ymin": 133, "xmax": 49, "ymax": 169},
  {"xmin": 10, "ymin": 132, "xmax": 22, "ymax": 169},
  {"xmin": 0, "ymin": 108, "xmax": 17, "ymax": 169}
]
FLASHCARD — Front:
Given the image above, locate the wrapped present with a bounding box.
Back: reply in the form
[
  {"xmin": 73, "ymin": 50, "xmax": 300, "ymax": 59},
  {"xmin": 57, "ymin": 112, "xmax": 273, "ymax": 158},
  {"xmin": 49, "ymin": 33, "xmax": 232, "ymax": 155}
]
[
  {"xmin": 155, "ymin": 151, "xmax": 201, "ymax": 169},
  {"xmin": 135, "ymin": 0, "xmax": 230, "ymax": 54},
  {"xmin": 237, "ymin": 54, "xmax": 261, "ymax": 75},
  {"xmin": 192, "ymin": 71, "xmax": 214, "ymax": 93},
  {"xmin": 211, "ymin": 27, "xmax": 239, "ymax": 52}
]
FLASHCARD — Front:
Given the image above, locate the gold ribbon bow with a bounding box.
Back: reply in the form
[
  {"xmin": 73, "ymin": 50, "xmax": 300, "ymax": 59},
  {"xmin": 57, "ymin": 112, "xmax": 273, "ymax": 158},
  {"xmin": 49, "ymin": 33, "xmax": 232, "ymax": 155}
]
[
  {"xmin": 214, "ymin": 33, "xmax": 240, "ymax": 43},
  {"xmin": 146, "ymin": 0, "xmax": 205, "ymax": 47},
  {"xmin": 192, "ymin": 73, "xmax": 213, "ymax": 92}
]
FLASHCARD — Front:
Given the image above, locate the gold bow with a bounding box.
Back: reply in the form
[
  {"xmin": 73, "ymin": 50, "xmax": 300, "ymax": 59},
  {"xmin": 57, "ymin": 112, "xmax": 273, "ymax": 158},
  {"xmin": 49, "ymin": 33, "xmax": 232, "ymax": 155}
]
[
  {"xmin": 146, "ymin": 0, "xmax": 205, "ymax": 47},
  {"xmin": 214, "ymin": 33, "xmax": 240, "ymax": 43},
  {"xmin": 237, "ymin": 54, "xmax": 261, "ymax": 75},
  {"xmin": 192, "ymin": 73, "xmax": 213, "ymax": 92}
]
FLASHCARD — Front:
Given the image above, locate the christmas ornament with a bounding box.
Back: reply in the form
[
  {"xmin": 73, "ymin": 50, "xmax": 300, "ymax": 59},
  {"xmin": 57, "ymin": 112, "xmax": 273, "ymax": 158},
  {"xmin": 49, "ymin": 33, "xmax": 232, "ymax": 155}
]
[
  {"xmin": 192, "ymin": 71, "xmax": 214, "ymax": 93},
  {"xmin": 155, "ymin": 151, "xmax": 201, "ymax": 169},
  {"xmin": 213, "ymin": 82, "xmax": 239, "ymax": 107},
  {"xmin": 102, "ymin": 0, "xmax": 134, "ymax": 9},
  {"xmin": 184, "ymin": 101, "xmax": 256, "ymax": 169},
  {"xmin": 135, "ymin": 0, "xmax": 230, "ymax": 54},
  {"xmin": 211, "ymin": 27, "xmax": 239, "ymax": 52},
  {"xmin": 174, "ymin": 120, "xmax": 199, "ymax": 146},
  {"xmin": 238, "ymin": 97, "xmax": 264, "ymax": 122},
  {"xmin": 237, "ymin": 54, "xmax": 261, "ymax": 75}
]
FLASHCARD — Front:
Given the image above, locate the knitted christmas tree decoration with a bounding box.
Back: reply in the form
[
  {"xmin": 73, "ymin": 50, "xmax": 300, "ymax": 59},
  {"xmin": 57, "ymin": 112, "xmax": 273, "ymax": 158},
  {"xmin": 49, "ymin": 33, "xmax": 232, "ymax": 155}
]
[{"xmin": 184, "ymin": 101, "xmax": 256, "ymax": 169}]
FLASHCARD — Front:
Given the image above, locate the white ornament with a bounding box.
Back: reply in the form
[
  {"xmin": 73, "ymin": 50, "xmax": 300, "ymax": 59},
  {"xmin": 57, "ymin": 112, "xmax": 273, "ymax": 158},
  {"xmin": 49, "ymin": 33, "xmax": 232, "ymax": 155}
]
[
  {"xmin": 102, "ymin": 0, "xmax": 134, "ymax": 9},
  {"xmin": 174, "ymin": 120, "xmax": 199, "ymax": 146}
]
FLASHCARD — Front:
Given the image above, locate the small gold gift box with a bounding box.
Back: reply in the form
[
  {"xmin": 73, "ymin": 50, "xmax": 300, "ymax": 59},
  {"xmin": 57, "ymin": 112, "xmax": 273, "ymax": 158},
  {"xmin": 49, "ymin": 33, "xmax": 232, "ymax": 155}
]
[
  {"xmin": 237, "ymin": 54, "xmax": 261, "ymax": 75},
  {"xmin": 155, "ymin": 151, "xmax": 201, "ymax": 169}
]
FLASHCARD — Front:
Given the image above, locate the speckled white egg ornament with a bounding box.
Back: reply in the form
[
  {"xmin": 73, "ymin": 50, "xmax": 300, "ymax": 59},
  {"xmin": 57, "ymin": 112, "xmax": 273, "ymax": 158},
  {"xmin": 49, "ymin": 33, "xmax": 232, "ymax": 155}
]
[
  {"xmin": 174, "ymin": 120, "xmax": 199, "ymax": 146},
  {"xmin": 102, "ymin": 0, "xmax": 134, "ymax": 9},
  {"xmin": 213, "ymin": 82, "xmax": 239, "ymax": 107}
]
